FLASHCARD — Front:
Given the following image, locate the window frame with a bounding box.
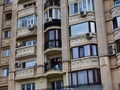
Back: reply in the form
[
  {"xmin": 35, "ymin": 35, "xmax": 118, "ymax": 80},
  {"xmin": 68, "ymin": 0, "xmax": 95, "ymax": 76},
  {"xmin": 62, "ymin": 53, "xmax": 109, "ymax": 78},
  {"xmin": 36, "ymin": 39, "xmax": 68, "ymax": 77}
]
[
  {"xmin": 2, "ymin": 49, "xmax": 10, "ymax": 57},
  {"xmin": 21, "ymin": 83, "xmax": 35, "ymax": 90},
  {"xmin": 2, "ymin": 68, "xmax": 9, "ymax": 77},
  {"xmin": 72, "ymin": 44, "xmax": 98, "ymax": 59}
]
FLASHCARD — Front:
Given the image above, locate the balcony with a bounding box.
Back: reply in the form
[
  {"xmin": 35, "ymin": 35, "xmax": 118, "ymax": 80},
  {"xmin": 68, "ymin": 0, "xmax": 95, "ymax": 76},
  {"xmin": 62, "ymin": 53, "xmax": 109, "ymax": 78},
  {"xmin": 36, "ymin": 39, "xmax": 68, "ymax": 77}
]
[
  {"xmin": 1, "ymin": 38, "xmax": 10, "ymax": 47},
  {"xmin": 44, "ymin": 40, "xmax": 62, "ymax": 55},
  {"xmin": 71, "ymin": 56, "xmax": 99, "ymax": 71},
  {"xmin": 44, "ymin": 19, "xmax": 61, "ymax": 30},
  {"xmin": 0, "ymin": 77, "xmax": 8, "ymax": 86},
  {"xmin": 4, "ymin": 3, "xmax": 12, "ymax": 12},
  {"xmin": 16, "ymin": 45, "xmax": 36, "ymax": 58},
  {"xmin": 16, "ymin": 27, "xmax": 37, "ymax": 39},
  {"xmin": 0, "ymin": 57, "xmax": 9, "ymax": 66},
  {"xmin": 113, "ymin": 27, "xmax": 120, "ymax": 40},
  {"xmin": 111, "ymin": 5, "xmax": 120, "ymax": 18},
  {"xmin": 3, "ymin": 20, "xmax": 11, "ymax": 28},
  {"xmin": 18, "ymin": 6, "xmax": 36, "ymax": 18},
  {"xmin": 15, "ymin": 67, "xmax": 36, "ymax": 80}
]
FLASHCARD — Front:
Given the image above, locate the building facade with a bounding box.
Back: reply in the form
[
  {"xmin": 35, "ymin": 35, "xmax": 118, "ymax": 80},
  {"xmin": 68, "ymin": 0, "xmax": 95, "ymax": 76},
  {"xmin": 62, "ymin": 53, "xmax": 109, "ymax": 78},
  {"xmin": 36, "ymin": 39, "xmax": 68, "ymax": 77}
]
[{"xmin": 0, "ymin": 0, "xmax": 120, "ymax": 90}]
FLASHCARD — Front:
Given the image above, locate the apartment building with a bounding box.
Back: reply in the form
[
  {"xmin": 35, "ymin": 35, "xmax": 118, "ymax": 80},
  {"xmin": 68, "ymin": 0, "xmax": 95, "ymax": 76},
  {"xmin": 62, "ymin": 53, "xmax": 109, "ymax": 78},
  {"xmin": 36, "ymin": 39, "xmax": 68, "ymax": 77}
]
[{"xmin": 0, "ymin": 0, "xmax": 120, "ymax": 90}]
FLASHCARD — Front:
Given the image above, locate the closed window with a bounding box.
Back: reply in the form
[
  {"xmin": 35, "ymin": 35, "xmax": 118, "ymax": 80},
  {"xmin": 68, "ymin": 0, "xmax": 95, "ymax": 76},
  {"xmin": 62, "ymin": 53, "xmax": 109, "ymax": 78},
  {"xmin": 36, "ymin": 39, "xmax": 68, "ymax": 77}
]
[
  {"xmin": 24, "ymin": 40, "xmax": 36, "ymax": 46},
  {"xmin": 2, "ymin": 68, "xmax": 9, "ymax": 77},
  {"xmin": 6, "ymin": 0, "xmax": 13, "ymax": 3},
  {"xmin": 51, "ymin": 80, "xmax": 63, "ymax": 90},
  {"xmin": 72, "ymin": 44, "xmax": 97, "ymax": 59},
  {"xmin": 18, "ymin": 15, "xmax": 36, "ymax": 29},
  {"xmin": 69, "ymin": 0, "xmax": 94, "ymax": 15},
  {"xmin": 115, "ymin": 0, "xmax": 120, "ymax": 5},
  {"xmin": 69, "ymin": 69, "xmax": 101, "ymax": 86},
  {"xmin": 21, "ymin": 83, "xmax": 35, "ymax": 90},
  {"xmin": 113, "ymin": 16, "xmax": 120, "ymax": 29},
  {"xmin": 70, "ymin": 22, "xmax": 96, "ymax": 37},
  {"xmin": 4, "ymin": 30, "xmax": 11, "ymax": 38},
  {"xmin": 2, "ymin": 49, "xmax": 10, "ymax": 57}
]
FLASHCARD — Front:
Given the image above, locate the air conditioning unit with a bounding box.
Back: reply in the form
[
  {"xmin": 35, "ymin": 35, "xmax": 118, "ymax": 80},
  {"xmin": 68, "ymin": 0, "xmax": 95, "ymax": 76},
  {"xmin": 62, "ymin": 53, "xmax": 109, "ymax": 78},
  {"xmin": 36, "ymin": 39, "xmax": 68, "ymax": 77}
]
[
  {"xmin": 108, "ymin": 44, "xmax": 116, "ymax": 55},
  {"xmin": 86, "ymin": 33, "xmax": 92, "ymax": 39},
  {"xmin": 80, "ymin": 11, "xmax": 87, "ymax": 17},
  {"xmin": 15, "ymin": 62, "xmax": 21, "ymax": 68}
]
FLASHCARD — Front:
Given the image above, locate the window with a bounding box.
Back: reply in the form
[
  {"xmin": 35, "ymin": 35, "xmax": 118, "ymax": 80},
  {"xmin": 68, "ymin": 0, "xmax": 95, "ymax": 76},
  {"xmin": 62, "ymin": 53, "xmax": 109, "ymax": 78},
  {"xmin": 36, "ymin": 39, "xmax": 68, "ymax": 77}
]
[
  {"xmin": 2, "ymin": 49, "xmax": 10, "ymax": 57},
  {"xmin": 2, "ymin": 68, "xmax": 9, "ymax": 77},
  {"xmin": 21, "ymin": 83, "xmax": 35, "ymax": 90},
  {"xmin": 22, "ymin": 60, "xmax": 36, "ymax": 68},
  {"xmin": 4, "ymin": 30, "xmax": 11, "ymax": 38},
  {"xmin": 69, "ymin": 0, "xmax": 94, "ymax": 15},
  {"xmin": 69, "ymin": 69, "xmax": 101, "ymax": 87},
  {"xmin": 45, "ymin": 29, "xmax": 61, "ymax": 50},
  {"xmin": 116, "ymin": 40, "xmax": 120, "ymax": 53},
  {"xmin": 72, "ymin": 44, "xmax": 97, "ymax": 59},
  {"xmin": 51, "ymin": 80, "xmax": 63, "ymax": 90},
  {"xmin": 115, "ymin": 0, "xmax": 120, "ymax": 5},
  {"xmin": 70, "ymin": 22, "xmax": 96, "ymax": 37},
  {"xmin": 113, "ymin": 16, "xmax": 120, "ymax": 29},
  {"xmin": 44, "ymin": 8, "xmax": 61, "ymax": 22},
  {"xmin": 18, "ymin": 15, "xmax": 36, "ymax": 29},
  {"xmin": 5, "ymin": 12, "xmax": 12, "ymax": 21},
  {"xmin": 6, "ymin": 0, "xmax": 13, "ymax": 3}
]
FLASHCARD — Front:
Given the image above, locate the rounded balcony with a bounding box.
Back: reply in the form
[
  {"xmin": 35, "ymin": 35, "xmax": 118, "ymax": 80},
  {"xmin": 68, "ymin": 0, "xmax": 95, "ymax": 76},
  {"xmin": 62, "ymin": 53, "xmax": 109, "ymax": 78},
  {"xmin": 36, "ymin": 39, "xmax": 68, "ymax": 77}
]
[{"xmin": 111, "ymin": 5, "xmax": 120, "ymax": 18}]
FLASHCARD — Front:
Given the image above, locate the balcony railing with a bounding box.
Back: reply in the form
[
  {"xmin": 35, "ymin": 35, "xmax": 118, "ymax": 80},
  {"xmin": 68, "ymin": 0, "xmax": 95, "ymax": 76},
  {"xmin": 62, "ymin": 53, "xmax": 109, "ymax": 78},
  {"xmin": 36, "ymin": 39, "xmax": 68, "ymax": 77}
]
[
  {"xmin": 1, "ymin": 38, "xmax": 10, "ymax": 47},
  {"xmin": 0, "ymin": 77, "xmax": 8, "ymax": 86},
  {"xmin": 44, "ymin": 62, "xmax": 62, "ymax": 72},
  {"xmin": 16, "ymin": 45, "xmax": 36, "ymax": 58},
  {"xmin": 44, "ymin": 19, "xmax": 61, "ymax": 29},
  {"xmin": 38, "ymin": 85, "xmax": 103, "ymax": 90},
  {"xmin": 16, "ymin": 26, "xmax": 37, "ymax": 38},
  {"xmin": 44, "ymin": 40, "xmax": 61, "ymax": 50},
  {"xmin": 0, "ymin": 57, "xmax": 9, "ymax": 66},
  {"xmin": 18, "ymin": 6, "xmax": 36, "ymax": 17},
  {"xmin": 15, "ymin": 67, "xmax": 36, "ymax": 80}
]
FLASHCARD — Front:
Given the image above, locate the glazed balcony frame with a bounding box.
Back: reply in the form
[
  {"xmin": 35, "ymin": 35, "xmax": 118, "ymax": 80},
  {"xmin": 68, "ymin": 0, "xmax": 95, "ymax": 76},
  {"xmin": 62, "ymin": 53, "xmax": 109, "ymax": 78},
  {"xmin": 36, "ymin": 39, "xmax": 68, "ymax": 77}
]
[
  {"xmin": 16, "ymin": 26, "xmax": 37, "ymax": 39},
  {"xmin": 15, "ymin": 67, "xmax": 36, "ymax": 80},
  {"xmin": 16, "ymin": 45, "xmax": 36, "ymax": 59},
  {"xmin": 44, "ymin": 40, "xmax": 61, "ymax": 50},
  {"xmin": 0, "ymin": 77, "xmax": 8, "ymax": 86},
  {"xmin": 44, "ymin": 19, "xmax": 61, "ymax": 30},
  {"xmin": 18, "ymin": 6, "xmax": 36, "ymax": 18}
]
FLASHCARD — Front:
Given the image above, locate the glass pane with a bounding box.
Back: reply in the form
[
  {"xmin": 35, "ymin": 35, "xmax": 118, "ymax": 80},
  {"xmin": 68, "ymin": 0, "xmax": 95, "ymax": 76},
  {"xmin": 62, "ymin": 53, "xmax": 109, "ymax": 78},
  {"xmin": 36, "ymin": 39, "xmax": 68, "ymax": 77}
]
[
  {"xmin": 117, "ymin": 17, "xmax": 120, "ymax": 28},
  {"xmin": 80, "ymin": 47, "xmax": 84, "ymax": 57},
  {"xmin": 49, "ymin": 30, "xmax": 54, "ymax": 40},
  {"xmin": 83, "ymin": 0, "xmax": 87, "ymax": 11},
  {"xmin": 90, "ymin": 22, "xmax": 95, "ymax": 33},
  {"xmin": 72, "ymin": 47, "xmax": 79, "ymax": 59},
  {"xmin": 2, "ymin": 69, "xmax": 8, "ymax": 77},
  {"xmin": 115, "ymin": 0, "xmax": 120, "ymax": 5},
  {"xmin": 84, "ymin": 45, "xmax": 90, "ymax": 56},
  {"xmin": 74, "ymin": 3, "xmax": 78, "ymax": 14},
  {"xmin": 26, "ymin": 84, "xmax": 31, "ymax": 90},
  {"xmin": 21, "ymin": 84, "xmax": 25, "ymax": 90},
  {"xmin": 69, "ymin": 4, "xmax": 74, "ymax": 15},
  {"xmin": 88, "ymin": 70, "xmax": 93, "ymax": 84},
  {"xmin": 71, "ymin": 22, "xmax": 89, "ymax": 36},
  {"xmin": 92, "ymin": 45, "xmax": 97, "ymax": 56},
  {"xmin": 78, "ymin": 71, "xmax": 87, "ymax": 85},
  {"xmin": 72, "ymin": 72, "xmax": 77, "ymax": 86},
  {"xmin": 79, "ymin": 2, "xmax": 82, "ymax": 12},
  {"xmin": 25, "ymin": 61, "xmax": 36, "ymax": 68}
]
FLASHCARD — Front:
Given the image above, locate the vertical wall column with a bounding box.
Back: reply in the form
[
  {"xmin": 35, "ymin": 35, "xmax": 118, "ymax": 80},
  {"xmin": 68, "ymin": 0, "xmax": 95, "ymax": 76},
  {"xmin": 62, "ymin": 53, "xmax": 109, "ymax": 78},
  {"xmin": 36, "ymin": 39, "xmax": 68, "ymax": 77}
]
[
  {"xmin": 94, "ymin": 0, "xmax": 112, "ymax": 90},
  {"xmin": 8, "ymin": 0, "xmax": 18, "ymax": 90},
  {"xmin": 0, "ymin": 0, "xmax": 4, "ymax": 78},
  {"xmin": 61, "ymin": 0, "xmax": 70, "ymax": 87},
  {"xmin": 36, "ymin": 0, "xmax": 44, "ymax": 76}
]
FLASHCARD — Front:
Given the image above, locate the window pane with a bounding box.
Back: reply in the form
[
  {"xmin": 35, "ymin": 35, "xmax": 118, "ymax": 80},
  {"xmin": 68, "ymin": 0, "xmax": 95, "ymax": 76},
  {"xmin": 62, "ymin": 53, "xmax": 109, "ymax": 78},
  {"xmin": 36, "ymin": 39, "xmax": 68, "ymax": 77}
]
[
  {"xmin": 49, "ymin": 30, "xmax": 54, "ymax": 40},
  {"xmin": 92, "ymin": 45, "xmax": 97, "ymax": 56},
  {"xmin": 71, "ymin": 72, "xmax": 77, "ymax": 86},
  {"xmin": 115, "ymin": 0, "xmax": 120, "ymax": 5},
  {"xmin": 88, "ymin": 70, "xmax": 93, "ymax": 84},
  {"xmin": 84, "ymin": 45, "xmax": 90, "ymax": 56},
  {"xmin": 117, "ymin": 17, "xmax": 120, "ymax": 28},
  {"xmin": 2, "ymin": 68, "xmax": 8, "ymax": 77},
  {"xmin": 83, "ymin": 0, "xmax": 87, "ymax": 11},
  {"xmin": 90, "ymin": 22, "xmax": 95, "ymax": 33},
  {"xmin": 79, "ymin": 47, "xmax": 84, "ymax": 57},
  {"xmin": 78, "ymin": 71, "xmax": 87, "ymax": 85},
  {"xmin": 69, "ymin": 4, "xmax": 74, "ymax": 15},
  {"xmin": 26, "ymin": 84, "xmax": 31, "ymax": 90},
  {"xmin": 25, "ymin": 61, "xmax": 36, "ymax": 68},
  {"xmin": 21, "ymin": 84, "xmax": 25, "ymax": 90},
  {"xmin": 72, "ymin": 47, "xmax": 79, "ymax": 59},
  {"xmin": 71, "ymin": 22, "xmax": 89, "ymax": 36},
  {"xmin": 74, "ymin": 3, "xmax": 78, "ymax": 14},
  {"xmin": 79, "ymin": 2, "xmax": 82, "ymax": 12}
]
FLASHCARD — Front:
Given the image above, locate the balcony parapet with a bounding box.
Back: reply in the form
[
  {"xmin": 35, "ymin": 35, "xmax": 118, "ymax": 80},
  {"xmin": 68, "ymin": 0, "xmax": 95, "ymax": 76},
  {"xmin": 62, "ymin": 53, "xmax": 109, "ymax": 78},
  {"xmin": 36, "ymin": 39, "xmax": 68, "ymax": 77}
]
[
  {"xmin": 111, "ymin": 5, "xmax": 120, "ymax": 18},
  {"xmin": 0, "ymin": 77, "xmax": 8, "ymax": 86}
]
